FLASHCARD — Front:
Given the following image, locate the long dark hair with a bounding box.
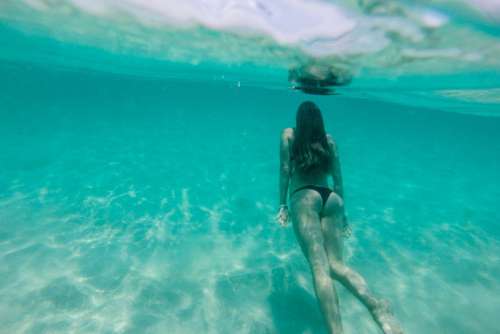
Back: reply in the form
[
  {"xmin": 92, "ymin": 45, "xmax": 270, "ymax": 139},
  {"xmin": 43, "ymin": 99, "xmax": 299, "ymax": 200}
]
[{"xmin": 292, "ymin": 101, "xmax": 332, "ymax": 173}]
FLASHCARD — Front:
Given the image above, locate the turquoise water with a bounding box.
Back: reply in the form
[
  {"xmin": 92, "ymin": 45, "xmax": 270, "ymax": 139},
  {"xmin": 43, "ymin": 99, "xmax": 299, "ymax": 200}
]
[{"xmin": 1, "ymin": 1, "xmax": 500, "ymax": 333}]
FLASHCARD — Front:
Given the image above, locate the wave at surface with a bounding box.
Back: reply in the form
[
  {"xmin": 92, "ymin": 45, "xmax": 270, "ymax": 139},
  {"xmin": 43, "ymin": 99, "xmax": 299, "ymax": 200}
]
[
  {"xmin": 1, "ymin": 0, "xmax": 500, "ymax": 114},
  {"xmin": 2, "ymin": 0, "xmax": 500, "ymax": 70}
]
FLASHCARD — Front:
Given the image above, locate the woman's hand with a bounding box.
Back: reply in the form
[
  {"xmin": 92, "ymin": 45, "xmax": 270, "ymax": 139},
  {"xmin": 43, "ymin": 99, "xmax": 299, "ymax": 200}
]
[
  {"xmin": 276, "ymin": 205, "xmax": 289, "ymax": 227},
  {"xmin": 342, "ymin": 213, "xmax": 352, "ymax": 238}
]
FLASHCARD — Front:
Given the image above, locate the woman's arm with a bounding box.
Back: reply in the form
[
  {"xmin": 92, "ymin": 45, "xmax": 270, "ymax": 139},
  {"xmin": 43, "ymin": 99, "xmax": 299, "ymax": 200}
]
[
  {"xmin": 279, "ymin": 128, "xmax": 293, "ymax": 206},
  {"xmin": 328, "ymin": 136, "xmax": 344, "ymax": 199}
]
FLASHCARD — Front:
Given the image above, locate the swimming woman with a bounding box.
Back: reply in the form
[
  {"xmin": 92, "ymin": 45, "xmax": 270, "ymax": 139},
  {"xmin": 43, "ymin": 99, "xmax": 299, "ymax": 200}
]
[{"xmin": 277, "ymin": 101, "xmax": 403, "ymax": 334}]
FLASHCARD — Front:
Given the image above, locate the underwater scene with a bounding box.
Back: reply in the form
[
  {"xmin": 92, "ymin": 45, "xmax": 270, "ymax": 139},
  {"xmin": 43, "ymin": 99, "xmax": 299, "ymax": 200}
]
[{"xmin": 1, "ymin": 1, "xmax": 500, "ymax": 333}]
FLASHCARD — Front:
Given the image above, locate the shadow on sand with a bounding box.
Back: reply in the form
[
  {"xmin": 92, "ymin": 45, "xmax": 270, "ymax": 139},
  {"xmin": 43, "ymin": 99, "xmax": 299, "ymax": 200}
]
[{"xmin": 268, "ymin": 266, "xmax": 327, "ymax": 334}]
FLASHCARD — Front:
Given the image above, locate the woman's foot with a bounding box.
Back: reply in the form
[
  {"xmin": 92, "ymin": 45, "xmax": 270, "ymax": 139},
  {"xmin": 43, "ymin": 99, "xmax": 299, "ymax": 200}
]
[{"xmin": 371, "ymin": 299, "xmax": 404, "ymax": 334}]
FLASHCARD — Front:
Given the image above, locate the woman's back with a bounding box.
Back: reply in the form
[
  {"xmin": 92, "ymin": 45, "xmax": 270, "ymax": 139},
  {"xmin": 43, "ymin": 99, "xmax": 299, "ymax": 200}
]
[{"xmin": 283, "ymin": 127, "xmax": 332, "ymax": 193}]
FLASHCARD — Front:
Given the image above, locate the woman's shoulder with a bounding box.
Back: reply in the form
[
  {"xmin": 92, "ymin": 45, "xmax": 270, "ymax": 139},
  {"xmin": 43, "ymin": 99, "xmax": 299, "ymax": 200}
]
[
  {"xmin": 326, "ymin": 133, "xmax": 337, "ymax": 149},
  {"xmin": 281, "ymin": 127, "xmax": 295, "ymax": 140}
]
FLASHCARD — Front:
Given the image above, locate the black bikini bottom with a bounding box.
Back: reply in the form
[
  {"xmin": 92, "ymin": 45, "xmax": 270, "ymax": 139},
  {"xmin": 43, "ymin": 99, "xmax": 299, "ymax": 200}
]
[{"xmin": 292, "ymin": 185, "xmax": 333, "ymax": 208}]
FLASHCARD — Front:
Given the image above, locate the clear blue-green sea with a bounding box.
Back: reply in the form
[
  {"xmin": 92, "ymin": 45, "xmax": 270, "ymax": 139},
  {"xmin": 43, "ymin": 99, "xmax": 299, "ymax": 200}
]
[{"xmin": 1, "ymin": 1, "xmax": 500, "ymax": 333}]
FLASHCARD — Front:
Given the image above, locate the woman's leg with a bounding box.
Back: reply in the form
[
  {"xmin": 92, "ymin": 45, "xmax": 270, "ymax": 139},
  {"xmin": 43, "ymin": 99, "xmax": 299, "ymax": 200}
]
[
  {"xmin": 321, "ymin": 193, "xmax": 403, "ymax": 334},
  {"xmin": 290, "ymin": 190, "xmax": 343, "ymax": 334}
]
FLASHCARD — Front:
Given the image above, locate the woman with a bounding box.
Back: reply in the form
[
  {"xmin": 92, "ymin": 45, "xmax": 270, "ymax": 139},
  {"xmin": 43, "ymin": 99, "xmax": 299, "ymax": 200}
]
[{"xmin": 277, "ymin": 101, "xmax": 403, "ymax": 334}]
